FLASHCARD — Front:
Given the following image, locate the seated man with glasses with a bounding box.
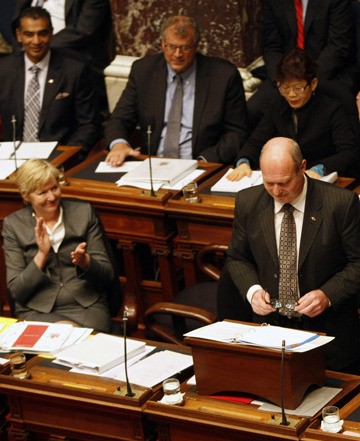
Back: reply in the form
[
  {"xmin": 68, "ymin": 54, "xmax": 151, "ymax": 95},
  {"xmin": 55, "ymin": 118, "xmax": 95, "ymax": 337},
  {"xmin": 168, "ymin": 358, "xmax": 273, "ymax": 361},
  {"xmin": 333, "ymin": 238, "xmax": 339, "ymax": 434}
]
[
  {"xmin": 104, "ymin": 15, "xmax": 248, "ymax": 166},
  {"xmin": 227, "ymin": 48, "xmax": 359, "ymax": 181}
]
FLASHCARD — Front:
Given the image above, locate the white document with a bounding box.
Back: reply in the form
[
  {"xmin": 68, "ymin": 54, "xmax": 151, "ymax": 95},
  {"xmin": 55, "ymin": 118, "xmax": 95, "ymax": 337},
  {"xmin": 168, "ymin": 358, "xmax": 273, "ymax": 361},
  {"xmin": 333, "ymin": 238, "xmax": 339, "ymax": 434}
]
[
  {"xmin": 321, "ymin": 171, "xmax": 338, "ymax": 183},
  {"xmin": 211, "ymin": 169, "xmax": 338, "ymax": 193},
  {"xmin": 184, "ymin": 321, "xmax": 334, "ymax": 352},
  {"xmin": 211, "ymin": 169, "xmax": 263, "ymax": 193},
  {"xmin": 0, "ymin": 159, "xmax": 26, "ymax": 179},
  {"xmin": 260, "ymin": 386, "xmax": 342, "ymax": 417},
  {"xmin": 114, "ymin": 350, "xmax": 193, "ymax": 388},
  {"xmin": 61, "ymin": 345, "xmax": 157, "ymax": 376},
  {"xmin": 0, "ymin": 141, "xmax": 21, "ymax": 159},
  {"xmin": 54, "ymin": 333, "xmax": 146, "ymax": 373},
  {"xmin": 57, "ymin": 327, "xmax": 93, "ymax": 350},
  {"xmin": 116, "ymin": 177, "xmax": 163, "ymax": 191},
  {"xmin": 162, "ymin": 169, "xmax": 205, "ymax": 190},
  {"xmin": 95, "ymin": 161, "xmax": 141, "ymax": 173},
  {"xmin": 120, "ymin": 158, "xmax": 198, "ymax": 186},
  {"xmin": 15, "ymin": 141, "xmax": 58, "ymax": 159},
  {"xmin": 0, "ymin": 321, "xmax": 74, "ymax": 353}
]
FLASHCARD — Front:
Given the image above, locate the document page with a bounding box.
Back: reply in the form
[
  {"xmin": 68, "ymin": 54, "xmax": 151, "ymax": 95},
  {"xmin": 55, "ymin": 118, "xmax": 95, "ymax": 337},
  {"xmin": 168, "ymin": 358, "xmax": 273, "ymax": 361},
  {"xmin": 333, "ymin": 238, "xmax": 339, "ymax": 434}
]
[
  {"xmin": 184, "ymin": 321, "xmax": 334, "ymax": 352},
  {"xmin": 114, "ymin": 350, "xmax": 193, "ymax": 388}
]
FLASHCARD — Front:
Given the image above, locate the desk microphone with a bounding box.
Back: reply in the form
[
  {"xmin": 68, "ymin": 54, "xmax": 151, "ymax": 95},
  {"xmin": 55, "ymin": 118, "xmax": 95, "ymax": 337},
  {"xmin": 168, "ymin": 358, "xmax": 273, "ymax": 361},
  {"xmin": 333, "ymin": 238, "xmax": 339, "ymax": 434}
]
[
  {"xmin": 280, "ymin": 339, "xmax": 290, "ymax": 426},
  {"xmin": 11, "ymin": 115, "xmax": 18, "ymax": 171},
  {"xmin": 123, "ymin": 308, "xmax": 135, "ymax": 397},
  {"xmin": 147, "ymin": 125, "xmax": 156, "ymax": 197}
]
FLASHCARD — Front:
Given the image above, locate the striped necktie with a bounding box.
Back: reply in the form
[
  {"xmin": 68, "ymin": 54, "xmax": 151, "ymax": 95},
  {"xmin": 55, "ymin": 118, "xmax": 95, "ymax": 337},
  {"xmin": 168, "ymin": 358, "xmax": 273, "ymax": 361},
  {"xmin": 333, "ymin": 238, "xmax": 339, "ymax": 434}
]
[
  {"xmin": 163, "ymin": 74, "xmax": 183, "ymax": 158},
  {"xmin": 23, "ymin": 65, "xmax": 41, "ymax": 142},
  {"xmin": 294, "ymin": 0, "xmax": 305, "ymax": 49}
]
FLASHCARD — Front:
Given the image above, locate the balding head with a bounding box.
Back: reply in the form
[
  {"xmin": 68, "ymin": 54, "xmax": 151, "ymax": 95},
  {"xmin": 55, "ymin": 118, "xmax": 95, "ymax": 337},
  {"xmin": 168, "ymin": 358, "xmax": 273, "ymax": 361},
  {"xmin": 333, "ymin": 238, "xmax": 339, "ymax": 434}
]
[{"xmin": 260, "ymin": 137, "xmax": 306, "ymax": 204}]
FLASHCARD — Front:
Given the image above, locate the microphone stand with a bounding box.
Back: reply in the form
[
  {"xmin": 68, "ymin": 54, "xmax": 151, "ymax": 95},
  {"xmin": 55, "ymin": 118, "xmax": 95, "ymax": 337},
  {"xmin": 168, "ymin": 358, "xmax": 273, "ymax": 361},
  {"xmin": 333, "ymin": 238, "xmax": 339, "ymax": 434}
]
[
  {"xmin": 280, "ymin": 339, "xmax": 290, "ymax": 426},
  {"xmin": 123, "ymin": 309, "xmax": 135, "ymax": 397},
  {"xmin": 11, "ymin": 115, "xmax": 18, "ymax": 171},
  {"xmin": 147, "ymin": 125, "xmax": 156, "ymax": 197}
]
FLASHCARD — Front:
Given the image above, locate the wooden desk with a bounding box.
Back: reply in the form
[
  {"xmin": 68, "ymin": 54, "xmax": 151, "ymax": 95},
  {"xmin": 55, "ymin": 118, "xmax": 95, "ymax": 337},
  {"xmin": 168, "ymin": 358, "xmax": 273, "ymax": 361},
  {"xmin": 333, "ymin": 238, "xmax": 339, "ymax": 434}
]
[
  {"xmin": 166, "ymin": 168, "xmax": 357, "ymax": 286},
  {"xmin": 0, "ymin": 145, "xmax": 81, "ymax": 316},
  {"xmin": 302, "ymin": 374, "xmax": 360, "ymax": 440},
  {"xmin": 0, "ymin": 358, "xmax": 154, "ymax": 441},
  {"xmin": 145, "ymin": 371, "xmax": 360, "ymax": 441},
  {"xmin": 0, "ymin": 340, "xmax": 192, "ymax": 441}
]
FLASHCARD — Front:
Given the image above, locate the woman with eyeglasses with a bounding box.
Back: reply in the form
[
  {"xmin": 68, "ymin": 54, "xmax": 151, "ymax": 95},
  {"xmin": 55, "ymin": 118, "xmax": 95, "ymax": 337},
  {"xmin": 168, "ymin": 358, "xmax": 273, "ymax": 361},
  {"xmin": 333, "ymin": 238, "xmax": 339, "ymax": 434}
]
[{"xmin": 228, "ymin": 47, "xmax": 358, "ymax": 181}]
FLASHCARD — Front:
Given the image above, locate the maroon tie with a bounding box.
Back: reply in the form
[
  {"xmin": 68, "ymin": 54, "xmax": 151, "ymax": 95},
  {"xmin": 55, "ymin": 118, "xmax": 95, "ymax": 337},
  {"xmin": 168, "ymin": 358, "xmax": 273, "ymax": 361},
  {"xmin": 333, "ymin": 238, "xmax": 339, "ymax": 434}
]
[{"xmin": 294, "ymin": 0, "xmax": 304, "ymax": 49}]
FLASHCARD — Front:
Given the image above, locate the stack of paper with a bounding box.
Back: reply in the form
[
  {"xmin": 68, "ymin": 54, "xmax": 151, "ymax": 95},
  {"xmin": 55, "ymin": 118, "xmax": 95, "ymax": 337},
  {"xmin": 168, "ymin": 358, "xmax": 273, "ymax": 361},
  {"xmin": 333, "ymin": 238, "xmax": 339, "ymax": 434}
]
[
  {"xmin": 117, "ymin": 158, "xmax": 198, "ymax": 188},
  {"xmin": 211, "ymin": 169, "xmax": 338, "ymax": 193},
  {"xmin": 184, "ymin": 321, "xmax": 334, "ymax": 353},
  {"xmin": 210, "ymin": 169, "xmax": 263, "ymax": 193},
  {"xmin": 53, "ymin": 333, "xmax": 146, "ymax": 373},
  {"xmin": 0, "ymin": 321, "xmax": 75, "ymax": 353}
]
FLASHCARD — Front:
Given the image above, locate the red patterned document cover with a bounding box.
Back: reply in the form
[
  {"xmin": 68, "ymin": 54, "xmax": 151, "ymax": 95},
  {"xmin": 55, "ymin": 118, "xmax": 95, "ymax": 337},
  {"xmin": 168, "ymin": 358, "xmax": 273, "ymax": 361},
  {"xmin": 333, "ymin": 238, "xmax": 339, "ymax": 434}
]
[{"xmin": 12, "ymin": 324, "xmax": 48, "ymax": 348}]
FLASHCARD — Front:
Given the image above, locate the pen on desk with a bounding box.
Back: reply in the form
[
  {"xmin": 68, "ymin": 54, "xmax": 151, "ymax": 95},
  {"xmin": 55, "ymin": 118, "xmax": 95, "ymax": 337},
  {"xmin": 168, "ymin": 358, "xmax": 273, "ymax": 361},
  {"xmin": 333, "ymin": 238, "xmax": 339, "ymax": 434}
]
[
  {"xmin": 48, "ymin": 378, "xmax": 107, "ymax": 392},
  {"xmin": 286, "ymin": 334, "xmax": 319, "ymax": 349}
]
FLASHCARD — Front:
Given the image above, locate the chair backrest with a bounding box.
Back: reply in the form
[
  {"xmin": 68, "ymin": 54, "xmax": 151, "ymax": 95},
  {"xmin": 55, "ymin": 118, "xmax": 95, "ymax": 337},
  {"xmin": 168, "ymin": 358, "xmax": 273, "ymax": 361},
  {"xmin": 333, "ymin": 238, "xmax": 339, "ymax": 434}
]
[{"xmin": 143, "ymin": 244, "xmax": 227, "ymax": 345}]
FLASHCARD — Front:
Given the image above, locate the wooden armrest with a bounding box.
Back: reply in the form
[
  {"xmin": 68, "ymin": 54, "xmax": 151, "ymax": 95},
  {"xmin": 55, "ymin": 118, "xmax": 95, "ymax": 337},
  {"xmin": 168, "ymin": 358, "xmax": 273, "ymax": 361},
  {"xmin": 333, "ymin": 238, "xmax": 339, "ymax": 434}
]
[
  {"xmin": 144, "ymin": 302, "xmax": 216, "ymax": 324},
  {"xmin": 197, "ymin": 244, "xmax": 228, "ymax": 281},
  {"xmin": 144, "ymin": 302, "xmax": 217, "ymax": 346}
]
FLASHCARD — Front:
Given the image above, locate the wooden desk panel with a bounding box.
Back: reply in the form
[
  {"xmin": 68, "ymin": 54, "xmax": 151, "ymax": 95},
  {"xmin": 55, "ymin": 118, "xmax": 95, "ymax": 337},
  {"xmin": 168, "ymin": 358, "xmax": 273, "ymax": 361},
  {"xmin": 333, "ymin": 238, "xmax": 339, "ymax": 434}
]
[
  {"xmin": 0, "ymin": 356, "xmax": 155, "ymax": 441},
  {"xmin": 145, "ymin": 371, "xmax": 360, "ymax": 441},
  {"xmin": 0, "ymin": 341, "xmax": 193, "ymax": 441},
  {"xmin": 302, "ymin": 379, "xmax": 360, "ymax": 440}
]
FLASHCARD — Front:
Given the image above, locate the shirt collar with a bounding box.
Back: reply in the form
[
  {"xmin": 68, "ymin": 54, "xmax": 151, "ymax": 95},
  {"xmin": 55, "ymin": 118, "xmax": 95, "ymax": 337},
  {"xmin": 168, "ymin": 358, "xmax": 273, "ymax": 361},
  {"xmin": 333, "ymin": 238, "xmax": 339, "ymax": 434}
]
[
  {"xmin": 32, "ymin": 205, "xmax": 63, "ymax": 227},
  {"xmin": 24, "ymin": 50, "xmax": 51, "ymax": 71},
  {"xmin": 166, "ymin": 59, "xmax": 197, "ymax": 82}
]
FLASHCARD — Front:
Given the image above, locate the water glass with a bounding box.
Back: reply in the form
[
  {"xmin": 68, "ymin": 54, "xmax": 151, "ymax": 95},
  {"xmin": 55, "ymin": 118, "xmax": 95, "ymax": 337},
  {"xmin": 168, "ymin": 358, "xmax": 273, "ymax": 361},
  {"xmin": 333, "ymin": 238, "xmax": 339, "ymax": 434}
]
[
  {"xmin": 9, "ymin": 352, "xmax": 30, "ymax": 379},
  {"xmin": 162, "ymin": 377, "xmax": 183, "ymax": 404},
  {"xmin": 322, "ymin": 406, "xmax": 342, "ymax": 433},
  {"xmin": 182, "ymin": 181, "xmax": 199, "ymax": 203}
]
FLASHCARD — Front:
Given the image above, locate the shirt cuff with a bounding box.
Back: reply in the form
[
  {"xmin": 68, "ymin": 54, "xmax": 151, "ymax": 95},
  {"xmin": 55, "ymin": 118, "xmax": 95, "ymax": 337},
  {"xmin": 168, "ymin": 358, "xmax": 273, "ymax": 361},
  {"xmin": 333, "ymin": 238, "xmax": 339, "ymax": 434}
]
[
  {"xmin": 246, "ymin": 284, "xmax": 263, "ymax": 304},
  {"xmin": 236, "ymin": 157, "xmax": 251, "ymax": 168},
  {"xmin": 109, "ymin": 138, "xmax": 130, "ymax": 150}
]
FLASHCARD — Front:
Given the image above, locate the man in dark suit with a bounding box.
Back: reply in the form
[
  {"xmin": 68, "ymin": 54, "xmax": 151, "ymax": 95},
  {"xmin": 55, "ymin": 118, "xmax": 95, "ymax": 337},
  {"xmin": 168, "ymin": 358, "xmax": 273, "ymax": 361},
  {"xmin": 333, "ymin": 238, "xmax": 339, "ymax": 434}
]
[
  {"xmin": 13, "ymin": 0, "xmax": 115, "ymax": 119},
  {"xmin": 248, "ymin": 0, "xmax": 357, "ymax": 129},
  {"xmin": 105, "ymin": 15, "xmax": 248, "ymax": 166},
  {"xmin": 219, "ymin": 137, "xmax": 360, "ymax": 373},
  {"xmin": 0, "ymin": 6, "xmax": 100, "ymax": 157}
]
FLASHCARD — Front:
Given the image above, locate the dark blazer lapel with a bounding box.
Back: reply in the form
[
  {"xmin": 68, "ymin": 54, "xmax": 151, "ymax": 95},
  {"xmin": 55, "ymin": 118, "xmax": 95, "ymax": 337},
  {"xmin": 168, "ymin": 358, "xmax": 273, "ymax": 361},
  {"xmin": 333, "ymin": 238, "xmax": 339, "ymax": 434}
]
[
  {"xmin": 151, "ymin": 57, "xmax": 167, "ymax": 150},
  {"xmin": 260, "ymin": 194, "xmax": 279, "ymax": 266},
  {"xmin": 192, "ymin": 54, "xmax": 210, "ymax": 148},
  {"xmin": 39, "ymin": 52, "xmax": 61, "ymax": 130},
  {"xmin": 285, "ymin": 0, "xmax": 297, "ymax": 40},
  {"xmin": 298, "ymin": 179, "xmax": 323, "ymax": 269},
  {"xmin": 15, "ymin": 53, "xmax": 26, "ymax": 128},
  {"xmin": 304, "ymin": 0, "xmax": 317, "ymax": 36},
  {"xmin": 64, "ymin": 0, "xmax": 75, "ymax": 18}
]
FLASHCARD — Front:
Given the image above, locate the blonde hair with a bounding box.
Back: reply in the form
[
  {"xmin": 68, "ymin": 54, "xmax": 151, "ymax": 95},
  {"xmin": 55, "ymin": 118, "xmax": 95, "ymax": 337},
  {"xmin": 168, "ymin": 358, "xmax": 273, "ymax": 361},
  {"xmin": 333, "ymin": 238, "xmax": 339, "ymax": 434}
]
[{"xmin": 16, "ymin": 159, "xmax": 60, "ymax": 198}]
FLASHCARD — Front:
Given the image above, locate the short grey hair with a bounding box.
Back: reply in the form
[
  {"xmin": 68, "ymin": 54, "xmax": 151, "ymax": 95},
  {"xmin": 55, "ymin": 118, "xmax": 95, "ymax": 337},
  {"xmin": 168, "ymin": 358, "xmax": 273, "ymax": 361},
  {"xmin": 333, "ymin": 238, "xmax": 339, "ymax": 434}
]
[{"xmin": 160, "ymin": 16, "xmax": 201, "ymax": 45}]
